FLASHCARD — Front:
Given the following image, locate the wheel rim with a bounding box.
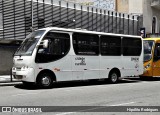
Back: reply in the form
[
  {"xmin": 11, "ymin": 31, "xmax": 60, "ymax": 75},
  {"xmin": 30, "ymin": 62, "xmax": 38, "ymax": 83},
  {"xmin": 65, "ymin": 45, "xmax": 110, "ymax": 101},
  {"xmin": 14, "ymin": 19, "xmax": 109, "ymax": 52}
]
[
  {"xmin": 111, "ymin": 73, "xmax": 118, "ymax": 82},
  {"xmin": 41, "ymin": 76, "xmax": 51, "ymax": 86}
]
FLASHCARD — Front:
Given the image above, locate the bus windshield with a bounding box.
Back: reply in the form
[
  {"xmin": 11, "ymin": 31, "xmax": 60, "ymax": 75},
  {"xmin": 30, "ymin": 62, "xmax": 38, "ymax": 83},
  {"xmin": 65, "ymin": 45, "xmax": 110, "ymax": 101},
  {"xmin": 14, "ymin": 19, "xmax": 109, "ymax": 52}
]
[
  {"xmin": 144, "ymin": 40, "xmax": 154, "ymax": 62},
  {"xmin": 15, "ymin": 30, "xmax": 46, "ymax": 56}
]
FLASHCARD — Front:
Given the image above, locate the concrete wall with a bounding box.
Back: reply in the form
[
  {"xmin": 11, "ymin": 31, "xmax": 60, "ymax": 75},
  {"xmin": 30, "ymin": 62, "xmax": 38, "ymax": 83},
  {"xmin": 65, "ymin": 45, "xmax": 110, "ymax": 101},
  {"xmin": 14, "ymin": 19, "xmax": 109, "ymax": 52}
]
[
  {"xmin": 116, "ymin": 0, "xmax": 129, "ymax": 13},
  {"xmin": 116, "ymin": 0, "xmax": 143, "ymax": 14},
  {"xmin": 128, "ymin": 0, "xmax": 143, "ymax": 14},
  {"xmin": 0, "ymin": 45, "xmax": 18, "ymax": 75},
  {"xmin": 143, "ymin": 0, "xmax": 152, "ymax": 33}
]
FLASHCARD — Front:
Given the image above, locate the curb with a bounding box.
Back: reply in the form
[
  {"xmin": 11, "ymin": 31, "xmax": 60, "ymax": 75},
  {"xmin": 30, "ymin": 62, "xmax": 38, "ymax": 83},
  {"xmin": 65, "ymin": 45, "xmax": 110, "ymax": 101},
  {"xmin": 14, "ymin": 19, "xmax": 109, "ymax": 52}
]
[
  {"xmin": 0, "ymin": 82, "xmax": 22, "ymax": 86},
  {"xmin": 0, "ymin": 75, "xmax": 22, "ymax": 86}
]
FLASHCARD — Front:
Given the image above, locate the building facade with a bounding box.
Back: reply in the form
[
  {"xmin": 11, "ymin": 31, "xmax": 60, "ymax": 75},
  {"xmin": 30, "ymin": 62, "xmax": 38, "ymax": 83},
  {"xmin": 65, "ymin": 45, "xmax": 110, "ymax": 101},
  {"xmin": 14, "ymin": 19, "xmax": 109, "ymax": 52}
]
[
  {"xmin": 143, "ymin": 0, "xmax": 160, "ymax": 35},
  {"xmin": 116, "ymin": 0, "xmax": 160, "ymax": 36},
  {"xmin": 0, "ymin": 0, "xmax": 140, "ymax": 40}
]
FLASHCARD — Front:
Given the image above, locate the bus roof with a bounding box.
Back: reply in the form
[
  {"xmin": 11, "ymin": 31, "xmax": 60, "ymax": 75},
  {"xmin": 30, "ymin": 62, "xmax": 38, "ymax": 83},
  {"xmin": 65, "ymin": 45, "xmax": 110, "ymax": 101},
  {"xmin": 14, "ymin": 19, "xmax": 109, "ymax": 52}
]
[{"xmin": 39, "ymin": 27, "xmax": 142, "ymax": 38}]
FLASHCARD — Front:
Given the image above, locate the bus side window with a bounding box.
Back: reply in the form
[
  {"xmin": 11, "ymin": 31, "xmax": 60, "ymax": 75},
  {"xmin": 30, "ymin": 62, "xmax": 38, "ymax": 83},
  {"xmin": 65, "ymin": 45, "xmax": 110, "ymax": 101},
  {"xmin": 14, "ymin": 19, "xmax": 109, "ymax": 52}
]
[
  {"xmin": 122, "ymin": 38, "xmax": 142, "ymax": 56},
  {"xmin": 73, "ymin": 33, "xmax": 99, "ymax": 55},
  {"xmin": 35, "ymin": 32, "xmax": 70, "ymax": 63},
  {"xmin": 154, "ymin": 43, "xmax": 160, "ymax": 61},
  {"xmin": 100, "ymin": 35, "xmax": 121, "ymax": 56}
]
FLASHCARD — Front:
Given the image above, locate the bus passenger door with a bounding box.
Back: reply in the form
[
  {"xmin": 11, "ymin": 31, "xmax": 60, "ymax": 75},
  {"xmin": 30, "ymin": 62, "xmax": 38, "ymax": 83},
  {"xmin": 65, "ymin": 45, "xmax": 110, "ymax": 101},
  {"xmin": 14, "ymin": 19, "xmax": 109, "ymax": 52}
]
[{"xmin": 153, "ymin": 43, "xmax": 160, "ymax": 77}]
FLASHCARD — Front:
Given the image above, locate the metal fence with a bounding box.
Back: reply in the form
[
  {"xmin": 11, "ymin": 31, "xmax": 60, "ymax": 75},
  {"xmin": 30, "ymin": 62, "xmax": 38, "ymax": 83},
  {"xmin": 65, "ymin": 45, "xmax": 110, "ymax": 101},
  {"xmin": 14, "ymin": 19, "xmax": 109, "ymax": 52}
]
[{"xmin": 0, "ymin": 0, "xmax": 142, "ymax": 40}]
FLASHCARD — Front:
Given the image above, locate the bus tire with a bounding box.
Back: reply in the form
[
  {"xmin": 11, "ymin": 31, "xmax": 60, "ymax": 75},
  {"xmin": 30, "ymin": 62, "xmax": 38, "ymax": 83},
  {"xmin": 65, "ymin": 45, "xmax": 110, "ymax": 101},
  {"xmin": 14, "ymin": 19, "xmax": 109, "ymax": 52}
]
[
  {"xmin": 108, "ymin": 71, "xmax": 119, "ymax": 83},
  {"xmin": 37, "ymin": 73, "xmax": 54, "ymax": 88}
]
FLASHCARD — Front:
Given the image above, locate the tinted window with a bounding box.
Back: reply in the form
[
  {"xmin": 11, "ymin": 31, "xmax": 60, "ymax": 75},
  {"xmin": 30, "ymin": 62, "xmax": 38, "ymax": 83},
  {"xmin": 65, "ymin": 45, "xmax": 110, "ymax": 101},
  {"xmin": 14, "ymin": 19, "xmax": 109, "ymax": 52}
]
[
  {"xmin": 122, "ymin": 37, "xmax": 142, "ymax": 56},
  {"xmin": 35, "ymin": 32, "xmax": 70, "ymax": 63},
  {"xmin": 100, "ymin": 36, "xmax": 121, "ymax": 56},
  {"xmin": 73, "ymin": 33, "xmax": 99, "ymax": 55},
  {"xmin": 154, "ymin": 43, "xmax": 160, "ymax": 59}
]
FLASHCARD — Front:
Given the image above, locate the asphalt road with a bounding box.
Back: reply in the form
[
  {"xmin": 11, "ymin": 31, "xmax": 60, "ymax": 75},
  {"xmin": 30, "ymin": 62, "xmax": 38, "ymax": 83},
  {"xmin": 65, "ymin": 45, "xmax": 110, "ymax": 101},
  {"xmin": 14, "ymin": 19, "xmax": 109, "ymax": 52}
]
[{"xmin": 1, "ymin": 78, "xmax": 160, "ymax": 115}]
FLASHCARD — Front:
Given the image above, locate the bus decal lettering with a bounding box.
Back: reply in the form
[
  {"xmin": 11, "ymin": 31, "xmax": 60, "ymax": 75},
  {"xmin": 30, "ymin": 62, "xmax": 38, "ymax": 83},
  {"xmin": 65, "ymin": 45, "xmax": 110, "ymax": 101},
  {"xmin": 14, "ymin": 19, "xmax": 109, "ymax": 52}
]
[
  {"xmin": 75, "ymin": 57, "xmax": 86, "ymax": 66},
  {"xmin": 131, "ymin": 57, "xmax": 139, "ymax": 62}
]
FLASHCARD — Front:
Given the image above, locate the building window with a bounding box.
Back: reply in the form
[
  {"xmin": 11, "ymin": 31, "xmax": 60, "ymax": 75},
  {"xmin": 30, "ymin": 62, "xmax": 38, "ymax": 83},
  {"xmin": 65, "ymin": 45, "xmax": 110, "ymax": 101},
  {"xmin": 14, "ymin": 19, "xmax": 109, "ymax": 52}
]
[{"xmin": 152, "ymin": 17, "xmax": 156, "ymax": 34}]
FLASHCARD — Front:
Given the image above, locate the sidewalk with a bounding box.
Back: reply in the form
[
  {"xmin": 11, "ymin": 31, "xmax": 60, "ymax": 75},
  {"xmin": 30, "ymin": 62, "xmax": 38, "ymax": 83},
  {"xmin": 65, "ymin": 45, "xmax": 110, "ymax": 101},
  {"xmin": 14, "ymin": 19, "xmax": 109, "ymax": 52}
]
[{"xmin": 0, "ymin": 75, "xmax": 21, "ymax": 86}]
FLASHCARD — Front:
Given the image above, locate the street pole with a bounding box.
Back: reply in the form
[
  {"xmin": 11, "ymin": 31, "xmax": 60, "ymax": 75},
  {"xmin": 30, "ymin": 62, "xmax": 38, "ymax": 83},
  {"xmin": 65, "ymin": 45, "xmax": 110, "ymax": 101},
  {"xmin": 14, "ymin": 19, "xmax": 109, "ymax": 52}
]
[
  {"xmin": 10, "ymin": 68, "xmax": 12, "ymax": 82},
  {"xmin": 32, "ymin": 0, "xmax": 33, "ymax": 30}
]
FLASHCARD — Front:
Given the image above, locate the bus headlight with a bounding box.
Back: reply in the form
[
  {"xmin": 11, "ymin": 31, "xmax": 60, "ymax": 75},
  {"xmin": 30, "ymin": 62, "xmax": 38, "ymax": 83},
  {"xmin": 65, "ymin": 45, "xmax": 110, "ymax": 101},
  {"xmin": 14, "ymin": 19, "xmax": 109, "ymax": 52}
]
[{"xmin": 145, "ymin": 63, "xmax": 150, "ymax": 70}]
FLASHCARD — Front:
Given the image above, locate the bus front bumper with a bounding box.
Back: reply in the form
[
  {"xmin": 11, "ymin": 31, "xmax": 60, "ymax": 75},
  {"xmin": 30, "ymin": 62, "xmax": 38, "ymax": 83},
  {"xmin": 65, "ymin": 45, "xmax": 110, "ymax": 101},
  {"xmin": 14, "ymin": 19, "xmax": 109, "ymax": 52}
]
[{"xmin": 12, "ymin": 67, "xmax": 35, "ymax": 82}]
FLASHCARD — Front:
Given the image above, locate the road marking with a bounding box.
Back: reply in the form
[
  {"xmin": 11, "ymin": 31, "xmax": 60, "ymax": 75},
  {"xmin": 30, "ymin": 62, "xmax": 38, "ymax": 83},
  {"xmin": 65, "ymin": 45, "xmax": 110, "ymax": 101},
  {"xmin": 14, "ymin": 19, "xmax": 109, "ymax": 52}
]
[
  {"xmin": 56, "ymin": 112, "xmax": 76, "ymax": 115},
  {"xmin": 11, "ymin": 92, "xmax": 39, "ymax": 96},
  {"xmin": 110, "ymin": 102, "xmax": 136, "ymax": 106},
  {"xmin": 55, "ymin": 102, "xmax": 136, "ymax": 115}
]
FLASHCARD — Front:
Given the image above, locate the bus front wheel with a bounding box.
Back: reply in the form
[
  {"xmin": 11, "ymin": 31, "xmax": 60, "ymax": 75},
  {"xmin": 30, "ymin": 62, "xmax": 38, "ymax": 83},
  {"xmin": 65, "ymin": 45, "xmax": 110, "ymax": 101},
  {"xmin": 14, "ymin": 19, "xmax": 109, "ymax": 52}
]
[{"xmin": 37, "ymin": 73, "xmax": 54, "ymax": 88}]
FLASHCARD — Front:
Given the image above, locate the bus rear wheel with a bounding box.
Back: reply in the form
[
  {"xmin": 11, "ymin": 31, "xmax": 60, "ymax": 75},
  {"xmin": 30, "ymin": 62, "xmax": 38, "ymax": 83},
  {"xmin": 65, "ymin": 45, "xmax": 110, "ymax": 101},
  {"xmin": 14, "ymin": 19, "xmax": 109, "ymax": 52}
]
[
  {"xmin": 108, "ymin": 71, "xmax": 119, "ymax": 83},
  {"xmin": 37, "ymin": 73, "xmax": 53, "ymax": 88}
]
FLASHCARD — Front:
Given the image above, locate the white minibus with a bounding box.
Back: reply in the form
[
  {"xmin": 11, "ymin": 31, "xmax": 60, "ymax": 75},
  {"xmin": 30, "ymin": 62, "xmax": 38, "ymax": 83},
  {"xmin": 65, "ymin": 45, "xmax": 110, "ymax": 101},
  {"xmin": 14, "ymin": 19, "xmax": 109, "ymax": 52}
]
[{"xmin": 12, "ymin": 27, "xmax": 143, "ymax": 88}]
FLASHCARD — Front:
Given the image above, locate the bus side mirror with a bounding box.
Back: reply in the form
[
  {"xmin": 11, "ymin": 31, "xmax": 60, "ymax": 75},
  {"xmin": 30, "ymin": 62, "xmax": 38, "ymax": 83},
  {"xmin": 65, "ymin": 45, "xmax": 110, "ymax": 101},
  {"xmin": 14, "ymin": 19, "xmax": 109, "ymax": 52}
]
[{"xmin": 43, "ymin": 40, "xmax": 49, "ymax": 48}]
